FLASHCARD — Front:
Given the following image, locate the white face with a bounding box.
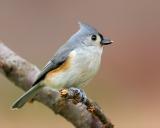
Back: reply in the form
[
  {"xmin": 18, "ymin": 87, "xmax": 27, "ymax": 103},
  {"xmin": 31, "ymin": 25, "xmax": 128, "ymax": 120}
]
[{"xmin": 83, "ymin": 34, "xmax": 102, "ymax": 47}]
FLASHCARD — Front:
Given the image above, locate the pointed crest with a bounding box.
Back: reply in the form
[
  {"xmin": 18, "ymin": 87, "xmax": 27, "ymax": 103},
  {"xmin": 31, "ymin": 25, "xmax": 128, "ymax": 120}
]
[{"xmin": 78, "ymin": 22, "xmax": 97, "ymax": 34}]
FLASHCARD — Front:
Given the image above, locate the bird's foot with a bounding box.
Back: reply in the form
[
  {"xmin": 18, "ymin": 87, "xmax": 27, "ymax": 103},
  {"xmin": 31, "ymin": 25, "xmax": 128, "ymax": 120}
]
[
  {"xmin": 71, "ymin": 88, "xmax": 87, "ymax": 104},
  {"xmin": 59, "ymin": 87, "xmax": 87, "ymax": 105}
]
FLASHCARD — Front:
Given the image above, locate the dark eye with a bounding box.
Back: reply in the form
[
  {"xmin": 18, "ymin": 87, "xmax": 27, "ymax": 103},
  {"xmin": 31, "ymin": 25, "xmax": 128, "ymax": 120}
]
[{"xmin": 91, "ymin": 35, "xmax": 97, "ymax": 41}]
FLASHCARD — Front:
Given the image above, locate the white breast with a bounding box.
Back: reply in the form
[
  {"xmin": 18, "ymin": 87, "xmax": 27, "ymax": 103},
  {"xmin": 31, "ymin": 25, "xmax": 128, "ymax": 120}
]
[{"xmin": 48, "ymin": 46, "xmax": 103, "ymax": 89}]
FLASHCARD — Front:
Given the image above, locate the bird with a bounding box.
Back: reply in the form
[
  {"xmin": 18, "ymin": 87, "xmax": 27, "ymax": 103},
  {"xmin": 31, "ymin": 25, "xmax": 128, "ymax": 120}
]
[{"xmin": 11, "ymin": 22, "xmax": 113, "ymax": 109}]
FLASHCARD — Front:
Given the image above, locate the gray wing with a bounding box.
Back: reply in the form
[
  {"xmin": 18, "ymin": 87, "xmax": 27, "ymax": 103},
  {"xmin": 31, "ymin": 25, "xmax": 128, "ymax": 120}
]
[{"xmin": 32, "ymin": 42, "xmax": 77, "ymax": 86}]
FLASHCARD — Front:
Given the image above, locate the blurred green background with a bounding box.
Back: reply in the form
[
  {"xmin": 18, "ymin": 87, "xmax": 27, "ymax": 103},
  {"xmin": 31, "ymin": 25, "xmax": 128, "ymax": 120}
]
[{"xmin": 0, "ymin": 0, "xmax": 160, "ymax": 128}]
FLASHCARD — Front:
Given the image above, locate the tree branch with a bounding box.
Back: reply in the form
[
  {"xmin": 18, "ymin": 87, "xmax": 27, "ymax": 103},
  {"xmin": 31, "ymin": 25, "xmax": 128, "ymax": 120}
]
[{"xmin": 0, "ymin": 43, "xmax": 113, "ymax": 128}]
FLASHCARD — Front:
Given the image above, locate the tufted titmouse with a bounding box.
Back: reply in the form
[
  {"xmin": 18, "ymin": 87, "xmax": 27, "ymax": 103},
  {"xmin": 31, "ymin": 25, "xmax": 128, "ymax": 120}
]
[{"xmin": 11, "ymin": 22, "xmax": 113, "ymax": 109}]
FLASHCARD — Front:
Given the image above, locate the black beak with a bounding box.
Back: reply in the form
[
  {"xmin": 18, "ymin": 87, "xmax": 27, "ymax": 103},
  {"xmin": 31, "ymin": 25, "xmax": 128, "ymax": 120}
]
[{"xmin": 101, "ymin": 37, "xmax": 113, "ymax": 45}]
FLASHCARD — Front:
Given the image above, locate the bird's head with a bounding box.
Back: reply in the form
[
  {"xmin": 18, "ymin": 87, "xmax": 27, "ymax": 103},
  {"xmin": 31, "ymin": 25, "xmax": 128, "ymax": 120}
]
[{"xmin": 69, "ymin": 22, "xmax": 113, "ymax": 48}]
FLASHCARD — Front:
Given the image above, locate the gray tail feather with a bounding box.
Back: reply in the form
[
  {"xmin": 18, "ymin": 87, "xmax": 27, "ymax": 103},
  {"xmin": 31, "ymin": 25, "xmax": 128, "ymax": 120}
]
[{"xmin": 11, "ymin": 85, "xmax": 43, "ymax": 109}]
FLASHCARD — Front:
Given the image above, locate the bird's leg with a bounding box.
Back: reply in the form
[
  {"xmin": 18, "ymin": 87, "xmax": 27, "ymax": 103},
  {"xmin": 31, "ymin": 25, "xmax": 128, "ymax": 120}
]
[
  {"xmin": 79, "ymin": 89, "xmax": 87, "ymax": 103},
  {"xmin": 59, "ymin": 88, "xmax": 96, "ymax": 114},
  {"xmin": 59, "ymin": 87, "xmax": 87, "ymax": 105},
  {"xmin": 71, "ymin": 88, "xmax": 87, "ymax": 104}
]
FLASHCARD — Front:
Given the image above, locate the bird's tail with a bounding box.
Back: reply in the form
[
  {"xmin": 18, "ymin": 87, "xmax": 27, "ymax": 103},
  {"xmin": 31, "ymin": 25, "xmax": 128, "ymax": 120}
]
[{"xmin": 11, "ymin": 84, "xmax": 43, "ymax": 109}]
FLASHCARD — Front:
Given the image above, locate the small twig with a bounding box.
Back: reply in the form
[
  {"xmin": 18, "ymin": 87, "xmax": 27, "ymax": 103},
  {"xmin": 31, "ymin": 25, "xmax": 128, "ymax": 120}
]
[{"xmin": 0, "ymin": 43, "xmax": 113, "ymax": 128}]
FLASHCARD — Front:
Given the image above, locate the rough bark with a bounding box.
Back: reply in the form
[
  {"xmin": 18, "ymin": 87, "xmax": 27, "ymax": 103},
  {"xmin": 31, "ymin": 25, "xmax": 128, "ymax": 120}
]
[{"xmin": 0, "ymin": 43, "xmax": 113, "ymax": 128}]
